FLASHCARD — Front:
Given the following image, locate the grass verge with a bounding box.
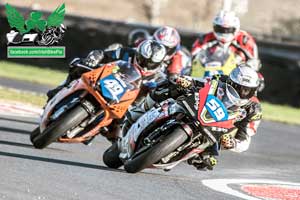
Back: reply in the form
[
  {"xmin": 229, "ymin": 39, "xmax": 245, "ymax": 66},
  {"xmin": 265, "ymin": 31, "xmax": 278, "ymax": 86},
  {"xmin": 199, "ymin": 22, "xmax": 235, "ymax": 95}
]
[
  {"xmin": 0, "ymin": 87, "xmax": 300, "ymax": 125},
  {"xmin": 0, "ymin": 61, "xmax": 67, "ymax": 86},
  {"xmin": 0, "ymin": 87, "xmax": 46, "ymax": 107},
  {"xmin": 261, "ymin": 102, "xmax": 300, "ymax": 125}
]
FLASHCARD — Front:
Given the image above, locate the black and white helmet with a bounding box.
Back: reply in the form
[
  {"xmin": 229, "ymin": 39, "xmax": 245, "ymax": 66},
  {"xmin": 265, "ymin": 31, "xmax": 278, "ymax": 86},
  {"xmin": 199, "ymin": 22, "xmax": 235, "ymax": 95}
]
[
  {"xmin": 135, "ymin": 39, "xmax": 167, "ymax": 71},
  {"xmin": 228, "ymin": 63, "xmax": 260, "ymax": 100}
]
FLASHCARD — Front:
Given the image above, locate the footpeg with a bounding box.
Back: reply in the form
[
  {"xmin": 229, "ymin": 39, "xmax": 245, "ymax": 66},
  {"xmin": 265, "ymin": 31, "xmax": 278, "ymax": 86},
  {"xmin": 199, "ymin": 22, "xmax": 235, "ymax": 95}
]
[{"xmin": 82, "ymin": 136, "xmax": 95, "ymax": 145}]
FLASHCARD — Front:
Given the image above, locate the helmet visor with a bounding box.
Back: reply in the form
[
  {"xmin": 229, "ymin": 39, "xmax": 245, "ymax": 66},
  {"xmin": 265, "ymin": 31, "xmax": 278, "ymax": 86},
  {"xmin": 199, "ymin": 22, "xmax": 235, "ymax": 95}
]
[
  {"xmin": 230, "ymin": 81, "xmax": 257, "ymax": 99},
  {"xmin": 136, "ymin": 53, "xmax": 160, "ymax": 70},
  {"xmin": 214, "ymin": 25, "xmax": 236, "ymax": 34},
  {"xmin": 165, "ymin": 45, "xmax": 177, "ymax": 58},
  {"xmin": 222, "ymin": 84, "xmax": 242, "ymax": 108}
]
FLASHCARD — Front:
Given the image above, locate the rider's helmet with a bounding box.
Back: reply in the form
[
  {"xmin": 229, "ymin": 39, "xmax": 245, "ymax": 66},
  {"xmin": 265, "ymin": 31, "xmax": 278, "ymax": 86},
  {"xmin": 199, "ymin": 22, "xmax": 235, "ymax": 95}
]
[
  {"xmin": 128, "ymin": 29, "xmax": 151, "ymax": 47},
  {"xmin": 227, "ymin": 63, "xmax": 259, "ymax": 105},
  {"xmin": 213, "ymin": 10, "xmax": 240, "ymax": 44},
  {"xmin": 153, "ymin": 26, "xmax": 181, "ymax": 61},
  {"xmin": 134, "ymin": 39, "xmax": 167, "ymax": 73}
]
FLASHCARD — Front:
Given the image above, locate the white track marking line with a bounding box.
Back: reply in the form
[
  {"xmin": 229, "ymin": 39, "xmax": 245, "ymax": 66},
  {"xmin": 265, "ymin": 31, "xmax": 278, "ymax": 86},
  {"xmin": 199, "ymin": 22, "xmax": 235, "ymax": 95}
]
[{"xmin": 202, "ymin": 179, "xmax": 300, "ymax": 200}]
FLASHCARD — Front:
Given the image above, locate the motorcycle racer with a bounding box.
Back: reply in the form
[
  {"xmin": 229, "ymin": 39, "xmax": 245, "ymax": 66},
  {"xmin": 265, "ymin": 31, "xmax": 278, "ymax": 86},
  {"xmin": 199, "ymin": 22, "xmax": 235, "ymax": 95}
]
[
  {"xmin": 191, "ymin": 10, "xmax": 264, "ymax": 91},
  {"xmin": 47, "ymin": 39, "xmax": 167, "ymax": 100},
  {"xmin": 192, "ymin": 10, "xmax": 258, "ymax": 63},
  {"xmin": 123, "ymin": 63, "xmax": 262, "ymax": 171},
  {"xmin": 46, "ymin": 39, "xmax": 167, "ymax": 142},
  {"xmin": 128, "ymin": 26, "xmax": 192, "ymax": 78}
]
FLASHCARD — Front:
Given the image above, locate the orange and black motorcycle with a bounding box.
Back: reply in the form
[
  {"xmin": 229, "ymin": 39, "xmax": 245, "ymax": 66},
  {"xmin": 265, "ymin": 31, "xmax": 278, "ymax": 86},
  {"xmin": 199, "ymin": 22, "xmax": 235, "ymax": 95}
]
[{"xmin": 30, "ymin": 60, "xmax": 142, "ymax": 149}]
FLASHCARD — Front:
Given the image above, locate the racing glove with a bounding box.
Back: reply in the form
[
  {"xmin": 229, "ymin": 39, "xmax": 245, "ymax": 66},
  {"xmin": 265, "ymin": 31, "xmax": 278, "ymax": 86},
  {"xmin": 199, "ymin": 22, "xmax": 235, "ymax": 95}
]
[
  {"xmin": 82, "ymin": 50, "xmax": 104, "ymax": 68},
  {"xmin": 176, "ymin": 76, "xmax": 193, "ymax": 90},
  {"xmin": 220, "ymin": 133, "xmax": 236, "ymax": 150}
]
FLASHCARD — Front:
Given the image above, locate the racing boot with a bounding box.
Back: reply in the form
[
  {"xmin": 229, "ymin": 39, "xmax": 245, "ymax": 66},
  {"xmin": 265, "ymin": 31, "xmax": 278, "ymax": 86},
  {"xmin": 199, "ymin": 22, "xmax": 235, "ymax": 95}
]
[
  {"xmin": 46, "ymin": 58, "xmax": 83, "ymax": 101},
  {"xmin": 46, "ymin": 84, "xmax": 65, "ymax": 100},
  {"xmin": 202, "ymin": 154, "xmax": 218, "ymax": 170},
  {"xmin": 188, "ymin": 153, "xmax": 218, "ymax": 171},
  {"xmin": 46, "ymin": 75, "xmax": 71, "ymax": 101}
]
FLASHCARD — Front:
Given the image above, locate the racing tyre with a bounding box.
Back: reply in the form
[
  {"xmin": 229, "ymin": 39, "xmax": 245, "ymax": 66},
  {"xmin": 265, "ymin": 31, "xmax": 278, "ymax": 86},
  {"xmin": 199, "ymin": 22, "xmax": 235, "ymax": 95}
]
[
  {"xmin": 30, "ymin": 127, "xmax": 41, "ymax": 144},
  {"xmin": 103, "ymin": 142, "xmax": 123, "ymax": 169},
  {"xmin": 124, "ymin": 127, "xmax": 188, "ymax": 173},
  {"xmin": 31, "ymin": 105, "xmax": 89, "ymax": 149}
]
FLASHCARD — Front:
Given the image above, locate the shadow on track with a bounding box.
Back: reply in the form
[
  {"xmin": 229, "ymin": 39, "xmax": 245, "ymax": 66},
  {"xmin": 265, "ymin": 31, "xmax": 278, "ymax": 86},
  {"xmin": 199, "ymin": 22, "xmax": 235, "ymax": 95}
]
[
  {"xmin": 0, "ymin": 117, "xmax": 38, "ymax": 125},
  {"xmin": 0, "ymin": 140, "xmax": 69, "ymax": 152},
  {"xmin": 0, "ymin": 143, "xmax": 201, "ymax": 180},
  {"xmin": 0, "ymin": 140, "xmax": 36, "ymax": 149},
  {"xmin": 0, "ymin": 127, "xmax": 32, "ymax": 135},
  {"xmin": 0, "ymin": 150, "xmax": 126, "ymax": 173}
]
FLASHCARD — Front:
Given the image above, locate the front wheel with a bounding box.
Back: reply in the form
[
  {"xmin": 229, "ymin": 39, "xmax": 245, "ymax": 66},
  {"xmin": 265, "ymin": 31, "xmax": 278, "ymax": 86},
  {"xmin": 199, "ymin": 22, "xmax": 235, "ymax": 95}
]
[
  {"xmin": 124, "ymin": 127, "xmax": 188, "ymax": 173},
  {"xmin": 103, "ymin": 142, "xmax": 123, "ymax": 169},
  {"xmin": 31, "ymin": 105, "xmax": 89, "ymax": 149},
  {"xmin": 30, "ymin": 127, "xmax": 40, "ymax": 144}
]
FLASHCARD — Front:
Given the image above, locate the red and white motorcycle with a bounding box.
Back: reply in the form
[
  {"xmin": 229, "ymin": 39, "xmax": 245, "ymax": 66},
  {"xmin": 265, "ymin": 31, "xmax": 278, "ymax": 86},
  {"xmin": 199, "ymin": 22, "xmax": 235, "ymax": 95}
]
[{"xmin": 103, "ymin": 78, "xmax": 244, "ymax": 173}]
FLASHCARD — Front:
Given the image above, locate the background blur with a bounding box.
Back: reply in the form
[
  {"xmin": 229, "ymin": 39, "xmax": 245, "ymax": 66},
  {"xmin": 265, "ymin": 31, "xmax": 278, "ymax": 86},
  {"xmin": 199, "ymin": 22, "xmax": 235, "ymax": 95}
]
[
  {"xmin": 0, "ymin": 0, "xmax": 300, "ymax": 109},
  {"xmin": 4, "ymin": 0, "xmax": 300, "ymax": 37}
]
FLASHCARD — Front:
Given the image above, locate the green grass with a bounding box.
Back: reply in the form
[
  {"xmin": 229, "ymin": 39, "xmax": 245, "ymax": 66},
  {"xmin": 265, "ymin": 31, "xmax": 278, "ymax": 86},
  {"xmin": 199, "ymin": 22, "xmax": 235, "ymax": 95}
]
[
  {"xmin": 0, "ymin": 61, "xmax": 67, "ymax": 86},
  {"xmin": 0, "ymin": 87, "xmax": 46, "ymax": 107},
  {"xmin": 261, "ymin": 102, "xmax": 300, "ymax": 125}
]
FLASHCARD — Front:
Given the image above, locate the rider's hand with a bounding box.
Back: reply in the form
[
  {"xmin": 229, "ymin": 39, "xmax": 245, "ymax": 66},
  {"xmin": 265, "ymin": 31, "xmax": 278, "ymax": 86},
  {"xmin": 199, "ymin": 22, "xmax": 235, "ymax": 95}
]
[
  {"xmin": 220, "ymin": 134, "xmax": 236, "ymax": 150},
  {"xmin": 82, "ymin": 50, "xmax": 104, "ymax": 68},
  {"xmin": 176, "ymin": 76, "xmax": 193, "ymax": 90}
]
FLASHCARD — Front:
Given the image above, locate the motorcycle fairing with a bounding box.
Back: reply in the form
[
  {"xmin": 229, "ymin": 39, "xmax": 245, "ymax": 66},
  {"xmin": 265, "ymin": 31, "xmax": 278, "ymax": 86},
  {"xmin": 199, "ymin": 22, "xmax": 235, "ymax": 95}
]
[
  {"xmin": 100, "ymin": 74, "xmax": 126, "ymax": 102},
  {"xmin": 119, "ymin": 107, "xmax": 162, "ymax": 159},
  {"xmin": 193, "ymin": 49, "xmax": 237, "ymax": 78},
  {"xmin": 197, "ymin": 80, "xmax": 235, "ymax": 129},
  {"xmin": 40, "ymin": 61, "xmax": 141, "ymax": 133},
  {"xmin": 93, "ymin": 61, "xmax": 141, "ymax": 118},
  {"xmin": 120, "ymin": 99, "xmax": 186, "ymax": 160},
  {"xmin": 205, "ymin": 95, "xmax": 228, "ymax": 121}
]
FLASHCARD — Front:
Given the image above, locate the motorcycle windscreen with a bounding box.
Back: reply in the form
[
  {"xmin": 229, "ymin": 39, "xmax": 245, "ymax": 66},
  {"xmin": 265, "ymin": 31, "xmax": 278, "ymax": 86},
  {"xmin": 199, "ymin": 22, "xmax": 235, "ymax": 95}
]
[
  {"xmin": 100, "ymin": 61, "xmax": 141, "ymax": 102},
  {"xmin": 222, "ymin": 84, "xmax": 244, "ymax": 108},
  {"xmin": 195, "ymin": 48, "xmax": 236, "ymax": 77},
  {"xmin": 204, "ymin": 83, "xmax": 244, "ymax": 122}
]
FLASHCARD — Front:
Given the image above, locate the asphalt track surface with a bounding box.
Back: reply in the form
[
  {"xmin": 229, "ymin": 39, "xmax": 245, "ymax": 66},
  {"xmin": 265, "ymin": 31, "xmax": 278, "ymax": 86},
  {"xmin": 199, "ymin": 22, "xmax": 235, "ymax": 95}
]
[{"xmin": 1, "ymin": 113, "xmax": 300, "ymax": 200}]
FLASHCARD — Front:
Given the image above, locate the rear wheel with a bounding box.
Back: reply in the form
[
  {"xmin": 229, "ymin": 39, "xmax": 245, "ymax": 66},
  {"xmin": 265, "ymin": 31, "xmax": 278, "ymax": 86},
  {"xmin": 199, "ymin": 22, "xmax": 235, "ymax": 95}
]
[
  {"xmin": 103, "ymin": 142, "xmax": 123, "ymax": 169},
  {"xmin": 31, "ymin": 105, "xmax": 89, "ymax": 149},
  {"xmin": 124, "ymin": 127, "xmax": 188, "ymax": 173}
]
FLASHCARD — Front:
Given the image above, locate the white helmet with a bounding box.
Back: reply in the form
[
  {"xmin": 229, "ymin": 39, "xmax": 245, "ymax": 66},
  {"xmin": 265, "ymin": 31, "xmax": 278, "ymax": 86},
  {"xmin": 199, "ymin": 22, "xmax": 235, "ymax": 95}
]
[
  {"xmin": 228, "ymin": 63, "xmax": 259, "ymax": 100},
  {"xmin": 153, "ymin": 26, "xmax": 181, "ymax": 61},
  {"xmin": 213, "ymin": 10, "xmax": 240, "ymax": 44}
]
